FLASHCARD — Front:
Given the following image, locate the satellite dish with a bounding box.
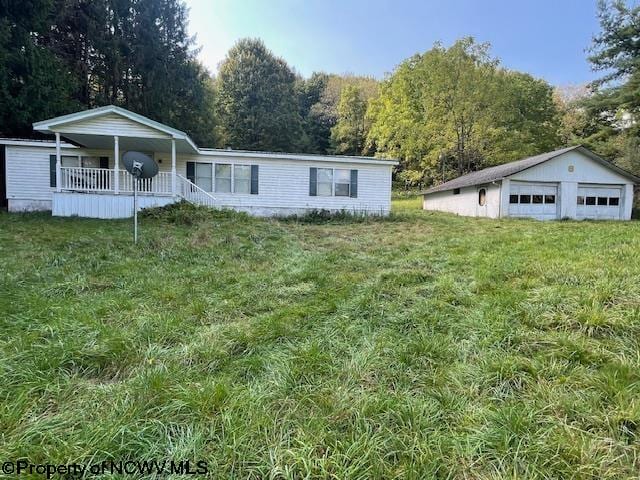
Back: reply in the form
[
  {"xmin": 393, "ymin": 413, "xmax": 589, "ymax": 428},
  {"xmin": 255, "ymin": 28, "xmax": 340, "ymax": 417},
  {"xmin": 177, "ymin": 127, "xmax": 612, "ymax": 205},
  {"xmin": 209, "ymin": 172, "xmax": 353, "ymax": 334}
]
[
  {"xmin": 121, "ymin": 151, "xmax": 159, "ymax": 244},
  {"xmin": 122, "ymin": 151, "xmax": 158, "ymax": 179}
]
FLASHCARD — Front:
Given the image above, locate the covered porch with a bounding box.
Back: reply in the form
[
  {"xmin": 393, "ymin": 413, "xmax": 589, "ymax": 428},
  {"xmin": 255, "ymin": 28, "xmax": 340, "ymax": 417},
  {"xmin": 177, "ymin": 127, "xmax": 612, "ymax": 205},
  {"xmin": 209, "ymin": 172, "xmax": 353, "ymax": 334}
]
[{"xmin": 32, "ymin": 105, "xmax": 216, "ymax": 217}]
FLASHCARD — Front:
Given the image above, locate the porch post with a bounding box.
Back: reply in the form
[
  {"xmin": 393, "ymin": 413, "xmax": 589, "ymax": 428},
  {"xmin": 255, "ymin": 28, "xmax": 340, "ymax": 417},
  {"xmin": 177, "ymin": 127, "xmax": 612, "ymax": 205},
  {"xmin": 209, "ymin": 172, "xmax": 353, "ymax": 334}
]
[
  {"xmin": 55, "ymin": 132, "xmax": 61, "ymax": 192},
  {"xmin": 171, "ymin": 138, "xmax": 176, "ymax": 196},
  {"xmin": 114, "ymin": 135, "xmax": 119, "ymax": 194}
]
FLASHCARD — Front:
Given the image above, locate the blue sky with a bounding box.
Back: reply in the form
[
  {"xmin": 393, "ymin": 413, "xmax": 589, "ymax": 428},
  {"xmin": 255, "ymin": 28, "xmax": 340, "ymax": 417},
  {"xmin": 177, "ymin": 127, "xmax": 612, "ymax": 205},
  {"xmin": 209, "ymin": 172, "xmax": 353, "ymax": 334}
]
[{"xmin": 185, "ymin": 0, "xmax": 602, "ymax": 87}]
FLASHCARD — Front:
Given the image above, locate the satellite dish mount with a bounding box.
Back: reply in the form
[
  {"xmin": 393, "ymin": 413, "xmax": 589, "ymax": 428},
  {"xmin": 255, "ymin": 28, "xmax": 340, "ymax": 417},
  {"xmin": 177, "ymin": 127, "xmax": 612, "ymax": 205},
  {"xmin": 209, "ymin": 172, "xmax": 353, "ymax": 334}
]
[{"xmin": 122, "ymin": 151, "xmax": 159, "ymax": 243}]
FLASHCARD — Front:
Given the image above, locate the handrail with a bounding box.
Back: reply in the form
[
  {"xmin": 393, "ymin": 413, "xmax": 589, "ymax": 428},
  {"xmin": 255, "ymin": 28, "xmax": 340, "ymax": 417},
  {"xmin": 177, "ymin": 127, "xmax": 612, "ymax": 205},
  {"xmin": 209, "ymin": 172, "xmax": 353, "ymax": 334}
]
[
  {"xmin": 59, "ymin": 168, "xmax": 217, "ymax": 208},
  {"xmin": 176, "ymin": 174, "xmax": 217, "ymax": 208}
]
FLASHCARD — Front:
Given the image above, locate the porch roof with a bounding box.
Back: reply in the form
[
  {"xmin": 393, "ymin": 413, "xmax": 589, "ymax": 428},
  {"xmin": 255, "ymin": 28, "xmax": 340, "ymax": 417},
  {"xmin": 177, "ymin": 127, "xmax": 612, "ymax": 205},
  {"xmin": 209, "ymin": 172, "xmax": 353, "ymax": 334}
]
[{"xmin": 33, "ymin": 105, "xmax": 199, "ymax": 154}]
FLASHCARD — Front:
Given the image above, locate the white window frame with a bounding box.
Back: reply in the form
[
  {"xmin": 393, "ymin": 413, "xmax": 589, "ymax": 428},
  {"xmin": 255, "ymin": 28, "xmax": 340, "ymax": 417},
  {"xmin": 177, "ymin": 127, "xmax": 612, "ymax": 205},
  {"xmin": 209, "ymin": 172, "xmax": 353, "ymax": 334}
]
[
  {"xmin": 195, "ymin": 162, "xmax": 214, "ymax": 192},
  {"xmin": 214, "ymin": 163, "xmax": 232, "ymax": 193},
  {"xmin": 316, "ymin": 168, "xmax": 334, "ymax": 196},
  {"xmin": 315, "ymin": 167, "xmax": 355, "ymax": 197},
  {"xmin": 233, "ymin": 164, "xmax": 251, "ymax": 195},
  {"xmin": 334, "ymin": 169, "xmax": 351, "ymax": 197},
  {"xmin": 191, "ymin": 162, "xmax": 253, "ymax": 194}
]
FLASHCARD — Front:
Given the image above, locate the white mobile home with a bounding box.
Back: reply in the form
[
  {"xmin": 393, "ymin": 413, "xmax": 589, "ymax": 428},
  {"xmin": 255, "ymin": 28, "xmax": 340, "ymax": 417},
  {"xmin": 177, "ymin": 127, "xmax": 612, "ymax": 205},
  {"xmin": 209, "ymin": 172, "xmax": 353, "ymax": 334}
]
[
  {"xmin": 1, "ymin": 106, "xmax": 397, "ymax": 218},
  {"xmin": 422, "ymin": 146, "xmax": 638, "ymax": 220}
]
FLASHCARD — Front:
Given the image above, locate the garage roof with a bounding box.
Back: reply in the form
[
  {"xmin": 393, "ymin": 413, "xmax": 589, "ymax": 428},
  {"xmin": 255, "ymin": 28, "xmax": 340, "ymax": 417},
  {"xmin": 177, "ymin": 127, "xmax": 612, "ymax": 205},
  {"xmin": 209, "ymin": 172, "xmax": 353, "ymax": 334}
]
[{"xmin": 422, "ymin": 146, "xmax": 640, "ymax": 195}]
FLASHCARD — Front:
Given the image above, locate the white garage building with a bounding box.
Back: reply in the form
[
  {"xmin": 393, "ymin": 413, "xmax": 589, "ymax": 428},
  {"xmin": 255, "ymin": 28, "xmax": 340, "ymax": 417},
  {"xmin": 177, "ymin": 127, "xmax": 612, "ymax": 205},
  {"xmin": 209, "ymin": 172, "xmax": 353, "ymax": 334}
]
[{"xmin": 422, "ymin": 146, "xmax": 638, "ymax": 220}]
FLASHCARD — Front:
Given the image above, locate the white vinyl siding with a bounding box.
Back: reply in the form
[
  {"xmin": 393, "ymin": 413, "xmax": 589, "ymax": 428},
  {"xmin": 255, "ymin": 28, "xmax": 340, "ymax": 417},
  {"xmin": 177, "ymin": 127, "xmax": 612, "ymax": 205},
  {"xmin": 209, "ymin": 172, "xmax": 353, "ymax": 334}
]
[
  {"xmin": 5, "ymin": 146, "xmax": 79, "ymax": 201},
  {"xmin": 178, "ymin": 156, "xmax": 392, "ymax": 214},
  {"xmin": 51, "ymin": 113, "xmax": 170, "ymax": 139},
  {"xmin": 5, "ymin": 144, "xmax": 393, "ymax": 215}
]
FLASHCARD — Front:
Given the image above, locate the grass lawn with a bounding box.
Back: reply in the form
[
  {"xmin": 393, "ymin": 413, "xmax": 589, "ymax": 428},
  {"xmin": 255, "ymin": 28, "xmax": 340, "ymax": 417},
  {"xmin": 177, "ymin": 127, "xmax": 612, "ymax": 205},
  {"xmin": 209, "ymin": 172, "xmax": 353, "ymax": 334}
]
[{"xmin": 2, "ymin": 197, "xmax": 640, "ymax": 479}]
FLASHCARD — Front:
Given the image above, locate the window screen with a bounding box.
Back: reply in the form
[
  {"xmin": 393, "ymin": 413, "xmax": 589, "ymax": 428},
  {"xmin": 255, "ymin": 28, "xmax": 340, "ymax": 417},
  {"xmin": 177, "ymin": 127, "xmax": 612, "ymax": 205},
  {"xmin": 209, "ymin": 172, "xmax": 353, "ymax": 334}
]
[
  {"xmin": 317, "ymin": 168, "xmax": 333, "ymax": 196},
  {"xmin": 195, "ymin": 163, "xmax": 212, "ymax": 191},
  {"xmin": 215, "ymin": 164, "xmax": 232, "ymax": 193},
  {"xmin": 334, "ymin": 169, "xmax": 351, "ymax": 197},
  {"xmin": 234, "ymin": 165, "xmax": 251, "ymax": 194}
]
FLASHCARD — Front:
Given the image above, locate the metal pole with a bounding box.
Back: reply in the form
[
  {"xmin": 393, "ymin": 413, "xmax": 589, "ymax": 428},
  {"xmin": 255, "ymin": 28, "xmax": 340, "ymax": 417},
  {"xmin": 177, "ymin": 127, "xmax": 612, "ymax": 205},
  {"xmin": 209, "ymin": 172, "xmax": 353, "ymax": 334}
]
[{"xmin": 134, "ymin": 177, "xmax": 138, "ymax": 244}]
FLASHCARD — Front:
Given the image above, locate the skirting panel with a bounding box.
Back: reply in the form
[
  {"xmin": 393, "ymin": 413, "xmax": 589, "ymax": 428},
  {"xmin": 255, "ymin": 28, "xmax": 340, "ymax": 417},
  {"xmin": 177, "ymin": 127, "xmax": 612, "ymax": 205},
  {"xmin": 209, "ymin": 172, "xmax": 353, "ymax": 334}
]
[{"xmin": 52, "ymin": 192, "xmax": 177, "ymax": 219}]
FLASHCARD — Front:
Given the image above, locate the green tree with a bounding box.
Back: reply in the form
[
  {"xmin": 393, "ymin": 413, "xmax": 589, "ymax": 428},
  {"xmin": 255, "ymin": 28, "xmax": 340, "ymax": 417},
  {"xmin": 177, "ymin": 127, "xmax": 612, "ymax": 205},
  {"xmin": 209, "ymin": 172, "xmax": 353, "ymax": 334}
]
[
  {"xmin": 48, "ymin": 0, "xmax": 217, "ymax": 145},
  {"xmin": 581, "ymin": 0, "xmax": 640, "ymax": 175},
  {"xmin": 0, "ymin": 0, "xmax": 79, "ymax": 136},
  {"xmin": 296, "ymin": 72, "xmax": 330, "ymax": 153},
  {"xmin": 216, "ymin": 38, "xmax": 303, "ymax": 151},
  {"xmin": 367, "ymin": 38, "xmax": 561, "ymax": 186},
  {"xmin": 1, "ymin": 0, "xmax": 216, "ymax": 144},
  {"xmin": 330, "ymin": 84, "xmax": 368, "ymax": 155}
]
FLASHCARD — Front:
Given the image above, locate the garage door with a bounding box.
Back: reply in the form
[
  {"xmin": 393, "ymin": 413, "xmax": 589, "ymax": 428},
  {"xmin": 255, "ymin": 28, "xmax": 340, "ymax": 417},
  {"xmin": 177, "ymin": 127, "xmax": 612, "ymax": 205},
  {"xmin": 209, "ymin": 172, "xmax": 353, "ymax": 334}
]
[
  {"xmin": 577, "ymin": 185, "xmax": 622, "ymax": 220},
  {"xmin": 508, "ymin": 183, "xmax": 559, "ymax": 220}
]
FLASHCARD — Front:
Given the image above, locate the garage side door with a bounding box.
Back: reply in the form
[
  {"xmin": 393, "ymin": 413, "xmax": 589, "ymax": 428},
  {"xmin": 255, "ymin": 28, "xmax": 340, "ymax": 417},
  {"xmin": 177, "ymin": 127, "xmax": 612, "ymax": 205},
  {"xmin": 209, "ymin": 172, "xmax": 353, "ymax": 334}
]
[
  {"xmin": 577, "ymin": 185, "xmax": 623, "ymax": 220},
  {"xmin": 508, "ymin": 183, "xmax": 559, "ymax": 220}
]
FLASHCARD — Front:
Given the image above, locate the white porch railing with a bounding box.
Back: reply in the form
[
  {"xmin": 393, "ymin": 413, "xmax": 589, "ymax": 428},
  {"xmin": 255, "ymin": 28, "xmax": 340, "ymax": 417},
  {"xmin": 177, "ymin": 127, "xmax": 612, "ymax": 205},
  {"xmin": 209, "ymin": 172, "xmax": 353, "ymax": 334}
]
[
  {"xmin": 176, "ymin": 174, "xmax": 217, "ymax": 208},
  {"xmin": 118, "ymin": 170, "xmax": 173, "ymax": 195},
  {"xmin": 59, "ymin": 168, "xmax": 217, "ymax": 208},
  {"xmin": 60, "ymin": 167, "xmax": 114, "ymax": 192},
  {"xmin": 60, "ymin": 167, "xmax": 173, "ymax": 196}
]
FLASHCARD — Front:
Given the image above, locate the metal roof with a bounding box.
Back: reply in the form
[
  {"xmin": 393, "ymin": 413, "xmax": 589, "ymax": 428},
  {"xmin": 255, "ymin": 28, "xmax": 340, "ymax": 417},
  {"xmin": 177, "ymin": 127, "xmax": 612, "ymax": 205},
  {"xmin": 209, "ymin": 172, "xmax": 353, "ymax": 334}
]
[{"xmin": 423, "ymin": 146, "xmax": 640, "ymax": 194}]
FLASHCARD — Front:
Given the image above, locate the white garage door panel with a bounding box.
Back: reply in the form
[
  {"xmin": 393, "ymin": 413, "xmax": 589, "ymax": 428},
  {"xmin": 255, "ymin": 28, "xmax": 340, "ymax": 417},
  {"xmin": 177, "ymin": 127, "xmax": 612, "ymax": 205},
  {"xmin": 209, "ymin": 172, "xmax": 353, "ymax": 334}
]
[
  {"xmin": 577, "ymin": 185, "xmax": 622, "ymax": 220},
  {"xmin": 508, "ymin": 183, "xmax": 559, "ymax": 220}
]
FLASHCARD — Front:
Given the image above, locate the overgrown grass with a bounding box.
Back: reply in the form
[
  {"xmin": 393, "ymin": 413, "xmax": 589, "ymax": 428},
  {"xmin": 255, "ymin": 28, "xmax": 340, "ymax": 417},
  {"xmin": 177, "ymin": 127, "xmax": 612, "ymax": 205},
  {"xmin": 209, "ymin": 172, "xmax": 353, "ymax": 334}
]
[{"xmin": 2, "ymin": 198, "xmax": 640, "ymax": 478}]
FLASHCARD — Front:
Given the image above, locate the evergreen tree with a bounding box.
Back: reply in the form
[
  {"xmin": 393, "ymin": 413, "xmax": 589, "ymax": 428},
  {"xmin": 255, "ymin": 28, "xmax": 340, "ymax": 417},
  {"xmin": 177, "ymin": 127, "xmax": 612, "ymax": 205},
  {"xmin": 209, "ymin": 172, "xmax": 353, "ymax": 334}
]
[
  {"xmin": 0, "ymin": 0, "xmax": 79, "ymax": 136},
  {"xmin": 216, "ymin": 38, "xmax": 303, "ymax": 151}
]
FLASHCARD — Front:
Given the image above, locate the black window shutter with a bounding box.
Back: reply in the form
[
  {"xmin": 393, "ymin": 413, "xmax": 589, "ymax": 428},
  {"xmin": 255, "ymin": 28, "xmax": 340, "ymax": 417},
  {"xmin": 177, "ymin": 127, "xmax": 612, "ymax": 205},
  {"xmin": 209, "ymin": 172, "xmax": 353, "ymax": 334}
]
[
  {"xmin": 49, "ymin": 155, "xmax": 56, "ymax": 187},
  {"xmin": 350, "ymin": 170, "xmax": 358, "ymax": 198},
  {"xmin": 186, "ymin": 162, "xmax": 195, "ymax": 183},
  {"xmin": 250, "ymin": 165, "xmax": 259, "ymax": 194},
  {"xmin": 309, "ymin": 167, "xmax": 317, "ymax": 196},
  {"xmin": 99, "ymin": 156, "xmax": 109, "ymax": 169}
]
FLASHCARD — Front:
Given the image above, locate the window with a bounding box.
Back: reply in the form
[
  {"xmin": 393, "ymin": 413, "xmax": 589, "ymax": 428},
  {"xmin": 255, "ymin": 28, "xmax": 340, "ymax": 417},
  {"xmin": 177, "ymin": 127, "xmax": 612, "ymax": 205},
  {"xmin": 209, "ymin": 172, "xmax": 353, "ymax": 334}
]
[
  {"xmin": 544, "ymin": 195, "xmax": 555, "ymax": 204},
  {"xmin": 317, "ymin": 168, "xmax": 333, "ymax": 196},
  {"xmin": 234, "ymin": 165, "xmax": 251, "ymax": 194},
  {"xmin": 597, "ymin": 197, "xmax": 608, "ymax": 206},
  {"xmin": 478, "ymin": 188, "xmax": 486, "ymax": 206},
  {"xmin": 195, "ymin": 163, "xmax": 212, "ymax": 191},
  {"xmin": 61, "ymin": 155, "xmax": 81, "ymax": 167},
  {"xmin": 609, "ymin": 197, "xmax": 620, "ymax": 206},
  {"xmin": 520, "ymin": 194, "xmax": 531, "ymax": 204},
  {"xmin": 577, "ymin": 196, "xmax": 585, "ymax": 205},
  {"xmin": 453, "ymin": 188, "xmax": 461, "ymax": 195},
  {"xmin": 334, "ymin": 169, "xmax": 351, "ymax": 197},
  {"xmin": 509, "ymin": 194, "xmax": 518, "ymax": 204},
  {"xmin": 533, "ymin": 195, "xmax": 543, "ymax": 204},
  {"xmin": 215, "ymin": 164, "xmax": 232, "ymax": 193},
  {"xmin": 586, "ymin": 197, "xmax": 596, "ymax": 205}
]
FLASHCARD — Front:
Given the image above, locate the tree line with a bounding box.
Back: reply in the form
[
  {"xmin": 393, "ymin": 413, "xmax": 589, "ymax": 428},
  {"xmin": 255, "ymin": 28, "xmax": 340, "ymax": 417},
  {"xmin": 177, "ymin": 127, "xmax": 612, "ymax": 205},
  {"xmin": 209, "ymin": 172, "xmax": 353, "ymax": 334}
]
[{"xmin": 2, "ymin": 0, "xmax": 638, "ymax": 187}]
